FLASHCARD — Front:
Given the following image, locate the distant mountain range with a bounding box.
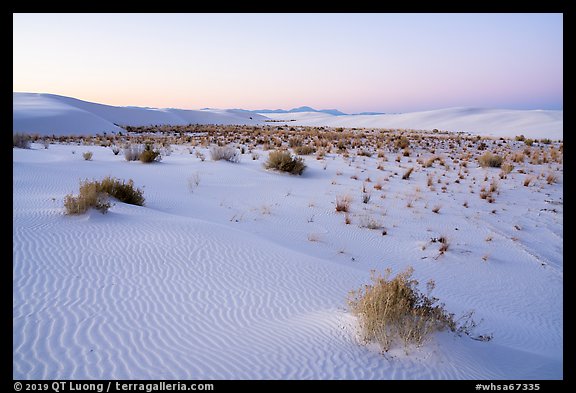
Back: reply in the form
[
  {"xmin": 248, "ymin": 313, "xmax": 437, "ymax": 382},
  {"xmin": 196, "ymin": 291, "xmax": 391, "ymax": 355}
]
[
  {"xmin": 253, "ymin": 106, "xmax": 348, "ymax": 116},
  {"xmin": 13, "ymin": 92, "xmax": 562, "ymax": 139}
]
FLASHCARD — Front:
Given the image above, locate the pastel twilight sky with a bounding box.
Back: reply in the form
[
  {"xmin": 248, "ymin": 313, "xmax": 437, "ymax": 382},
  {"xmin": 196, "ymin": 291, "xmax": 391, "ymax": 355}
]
[{"xmin": 13, "ymin": 13, "xmax": 563, "ymax": 113}]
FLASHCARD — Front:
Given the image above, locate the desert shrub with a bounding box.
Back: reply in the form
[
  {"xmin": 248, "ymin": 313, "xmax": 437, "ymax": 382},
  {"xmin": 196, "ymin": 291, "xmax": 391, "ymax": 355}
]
[
  {"xmin": 98, "ymin": 176, "xmax": 145, "ymax": 205},
  {"xmin": 83, "ymin": 151, "xmax": 93, "ymax": 161},
  {"xmin": 515, "ymin": 135, "xmax": 526, "ymax": 142},
  {"xmin": 500, "ymin": 162, "xmax": 514, "ymax": 175},
  {"xmin": 265, "ymin": 150, "xmax": 306, "ymax": 175},
  {"xmin": 195, "ymin": 151, "xmax": 206, "ymax": 161},
  {"xmin": 64, "ymin": 180, "xmax": 111, "ymax": 215},
  {"xmin": 524, "ymin": 139, "xmax": 534, "ymax": 146},
  {"xmin": 478, "ymin": 152, "xmax": 503, "ymax": 168},
  {"xmin": 348, "ymin": 267, "xmax": 457, "ymax": 352},
  {"xmin": 335, "ymin": 194, "xmax": 352, "ymax": 212},
  {"xmin": 293, "ymin": 145, "xmax": 316, "ymax": 155},
  {"xmin": 540, "ymin": 138, "xmax": 552, "ymax": 145},
  {"xmin": 64, "ymin": 176, "xmax": 145, "ymax": 215},
  {"xmin": 124, "ymin": 144, "xmax": 144, "ymax": 161},
  {"xmin": 139, "ymin": 144, "xmax": 161, "ymax": 163},
  {"xmin": 111, "ymin": 145, "xmax": 121, "ymax": 155},
  {"xmin": 13, "ymin": 133, "xmax": 31, "ymax": 149},
  {"xmin": 210, "ymin": 145, "xmax": 240, "ymax": 163},
  {"xmin": 394, "ymin": 136, "xmax": 410, "ymax": 150},
  {"xmin": 359, "ymin": 215, "xmax": 382, "ymax": 229}
]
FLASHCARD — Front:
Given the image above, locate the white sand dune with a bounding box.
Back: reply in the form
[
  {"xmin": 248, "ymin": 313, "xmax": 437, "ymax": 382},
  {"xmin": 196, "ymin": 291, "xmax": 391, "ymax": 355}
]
[
  {"xmin": 260, "ymin": 107, "xmax": 563, "ymax": 140},
  {"xmin": 13, "ymin": 93, "xmax": 266, "ymax": 136},
  {"xmin": 14, "ymin": 93, "xmax": 562, "ymax": 140},
  {"xmin": 13, "ymin": 140, "xmax": 562, "ymax": 379}
]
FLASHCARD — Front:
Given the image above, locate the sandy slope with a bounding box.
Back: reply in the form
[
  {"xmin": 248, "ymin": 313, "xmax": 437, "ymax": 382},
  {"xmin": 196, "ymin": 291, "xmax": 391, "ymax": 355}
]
[
  {"xmin": 13, "ymin": 93, "xmax": 266, "ymax": 136},
  {"xmin": 14, "ymin": 93, "xmax": 562, "ymax": 140},
  {"xmin": 260, "ymin": 108, "xmax": 563, "ymax": 140},
  {"xmin": 13, "ymin": 141, "xmax": 562, "ymax": 379}
]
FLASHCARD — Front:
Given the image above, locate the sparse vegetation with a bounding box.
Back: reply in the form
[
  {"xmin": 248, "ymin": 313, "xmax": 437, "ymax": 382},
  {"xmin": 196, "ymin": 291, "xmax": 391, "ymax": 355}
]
[{"xmin": 82, "ymin": 151, "xmax": 93, "ymax": 161}]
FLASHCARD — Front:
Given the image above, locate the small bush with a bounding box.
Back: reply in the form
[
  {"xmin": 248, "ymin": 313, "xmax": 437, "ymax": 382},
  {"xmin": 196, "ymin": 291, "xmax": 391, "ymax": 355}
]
[
  {"xmin": 124, "ymin": 144, "xmax": 144, "ymax": 161},
  {"xmin": 111, "ymin": 145, "xmax": 121, "ymax": 155},
  {"xmin": 293, "ymin": 145, "xmax": 316, "ymax": 155},
  {"xmin": 348, "ymin": 267, "xmax": 457, "ymax": 352},
  {"xmin": 99, "ymin": 176, "xmax": 145, "ymax": 205},
  {"xmin": 478, "ymin": 152, "xmax": 503, "ymax": 168},
  {"xmin": 210, "ymin": 145, "xmax": 240, "ymax": 163},
  {"xmin": 394, "ymin": 136, "xmax": 410, "ymax": 150},
  {"xmin": 83, "ymin": 151, "xmax": 93, "ymax": 161},
  {"xmin": 64, "ymin": 176, "xmax": 145, "ymax": 215},
  {"xmin": 265, "ymin": 150, "xmax": 306, "ymax": 175},
  {"xmin": 500, "ymin": 162, "xmax": 514, "ymax": 177},
  {"xmin": 64, "ymin": 181, "xmax": 110, "ymax": 215},
  {"xmin": 139, "ymin": 144, "xmax": 161, "ymax": 163},
  {"xmin": 13, "ymin": 133, "xmax": 31, "ymax": 149}
]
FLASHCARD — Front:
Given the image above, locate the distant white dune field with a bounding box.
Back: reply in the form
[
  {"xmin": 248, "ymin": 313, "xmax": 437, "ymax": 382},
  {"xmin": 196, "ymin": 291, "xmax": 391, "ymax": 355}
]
[
  {"xmin": 13, "ymin": 92, "xmax": 562, "ymax": 140},
  {"xmin": 260, "ymin": 108, "xmax": 563, "ymax": 140},
  {"xmin": 12, "ymin": 93, "xmax": 266, "ymax": 136}
]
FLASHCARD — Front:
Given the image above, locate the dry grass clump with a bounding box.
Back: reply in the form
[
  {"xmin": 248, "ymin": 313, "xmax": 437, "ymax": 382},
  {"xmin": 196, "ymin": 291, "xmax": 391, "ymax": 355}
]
[
  {"xmin": 358, "ymin": 215, "xmax": 382, "ymax": 230},
  {"xmin": 402, "ymin": 167, "xmax": 414, "ymax": 180},
  {"xmin": 546, "ymin": 173, "xmax": 558, "ymax": 184},
  {"xmin": 499, "ymin": 162, "xmax": 514, "ymax": 178},
  {"xmin": 437, "ymin": 236, "xmax": 450, "ymax": 253},
  {"xmin": 348, "ymin": 267, "xmax": 458, "ymax": 352},
  {"xmin": 265, "ymin": 150, "xmax": 306, "ymax": 175},
  {"xmin": 210, "ymin": 145, "xmax": 240, "ymax": 163},
  {"xmin": 82, "ymin": 151, "xmax": 93, "ymax": 161},
  {"xmin": 64, "ymin": 176, "xmax": 145, "ymax": 215},
  {"xmin": 478, "ymin": 152, "xmax": 503, "ymax": 168}
]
